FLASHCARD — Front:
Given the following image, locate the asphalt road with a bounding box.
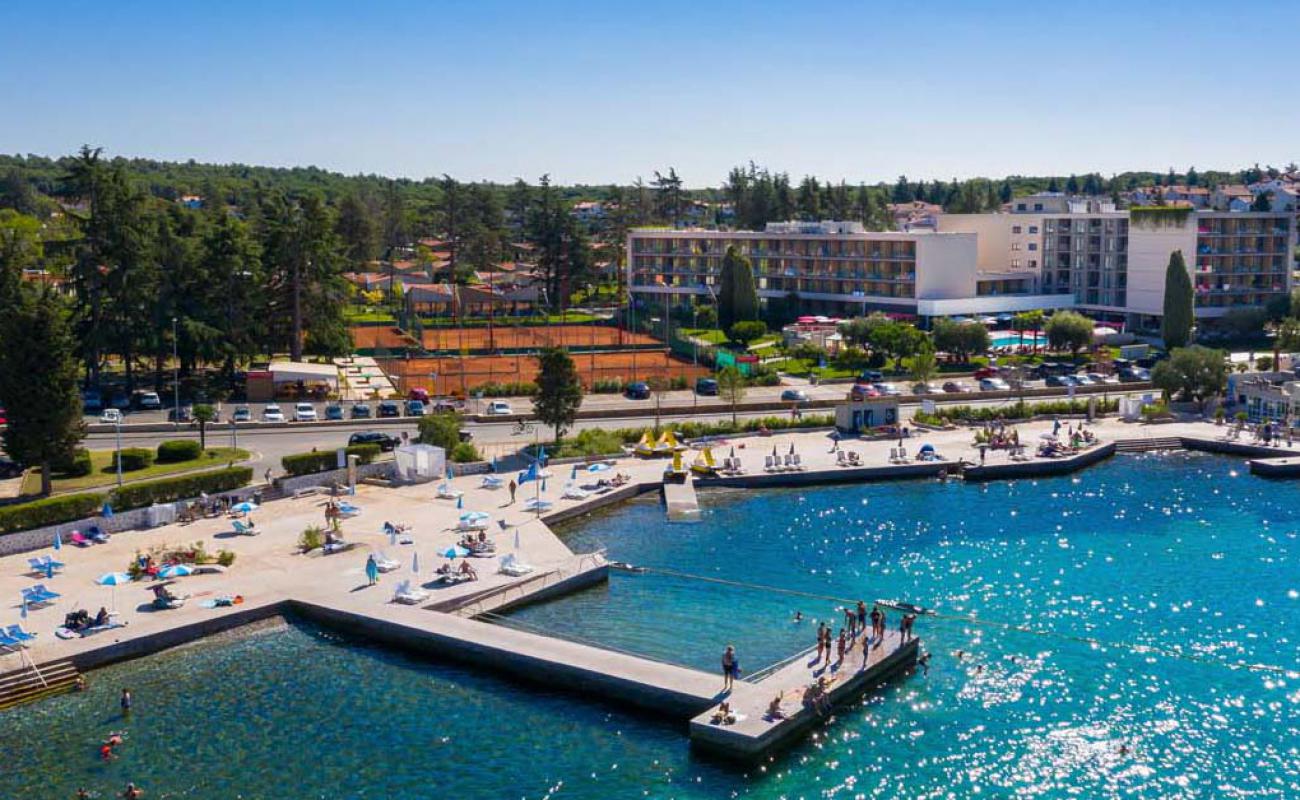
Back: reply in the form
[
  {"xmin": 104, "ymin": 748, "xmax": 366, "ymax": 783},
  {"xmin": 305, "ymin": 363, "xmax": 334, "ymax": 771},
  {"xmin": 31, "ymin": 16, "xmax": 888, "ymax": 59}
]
[{"xmin": 84, "ymin": 389, "xmax": 1151, "ymax": 474}]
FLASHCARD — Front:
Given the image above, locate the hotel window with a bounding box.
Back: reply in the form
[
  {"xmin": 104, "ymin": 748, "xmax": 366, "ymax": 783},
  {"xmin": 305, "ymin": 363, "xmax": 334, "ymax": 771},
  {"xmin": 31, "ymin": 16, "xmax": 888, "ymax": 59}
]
[
  {"xmin": 1012, "ymin": 226, "xmax": 1022, "ymax": 234},
  {"xmin": 1011, "ymin": 259, "xmax": 1021, "ymax": 268},
  {"xmin": 1011, "ymin": 242, "xmax": 1021, "ymax": 251},
  {"xmin": 1028, "ymin": 260, "xmax": 1037, "ymax": 268},
  {"xmin": 1028, "ymin": 243, "xmax": 1037, "ymax": 251},
  {"xmin": 1029, "ymin": 225, "xmax": 1039, "ymax": 234}
]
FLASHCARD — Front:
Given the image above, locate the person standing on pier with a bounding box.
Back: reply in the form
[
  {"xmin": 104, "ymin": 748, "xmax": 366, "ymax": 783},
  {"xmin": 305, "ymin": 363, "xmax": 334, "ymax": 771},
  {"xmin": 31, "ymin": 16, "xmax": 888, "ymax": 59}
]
[
  {"xmin": 856, "ymin": 601, "xmax": 867, "ymax": 639},
  {"xmin": 836, "ymin": 629, "xmax": 847, "ymax": 665},
  {"xmin": 508, "ymin": 480, "xmax": 517, "ymax": 504},
  {"xmin": 869, "ymin": 606, "xmax": 882, "ymax": 643},
  {"xmin": 721, "ymin": 645, "xmax": 739, "ymax": 691},
  {"xmin": 875, "ymin": 608, "xmax": 887, "ymax": 648},
  {"xmin": 815, "ymin": 622, "xmax": 828, "ymax": 663}
]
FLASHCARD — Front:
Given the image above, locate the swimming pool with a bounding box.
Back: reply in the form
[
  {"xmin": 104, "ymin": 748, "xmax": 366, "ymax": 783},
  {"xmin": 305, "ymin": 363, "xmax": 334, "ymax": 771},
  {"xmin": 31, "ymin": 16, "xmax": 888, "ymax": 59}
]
[
  {"xmin": 990, "ymin": 331, "xmax": 1048, "ymax": 348},
  {"xmin": 3, "ymin": 452, "xmax": 1297, "ymax": 798}
]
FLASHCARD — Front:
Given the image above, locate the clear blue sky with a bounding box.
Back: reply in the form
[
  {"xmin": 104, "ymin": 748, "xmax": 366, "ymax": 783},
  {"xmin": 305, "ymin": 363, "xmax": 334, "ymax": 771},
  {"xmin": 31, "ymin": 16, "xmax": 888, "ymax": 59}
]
[{"xmin": 2, "ymin": 1, "xmax": 1296, "ymax": 186}]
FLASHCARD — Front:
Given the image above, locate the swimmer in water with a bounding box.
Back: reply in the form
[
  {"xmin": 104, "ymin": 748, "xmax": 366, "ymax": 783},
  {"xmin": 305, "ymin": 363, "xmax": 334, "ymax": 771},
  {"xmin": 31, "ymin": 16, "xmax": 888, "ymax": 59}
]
[
  {"xmin": 918, "ymin": 652, "xmax": 931, "ymax": 675},
  {"xmin": 121, "ymin": 783, "xmax": 143, "ymax": 799},
  {"xmin": 793, "ymin": 610, "xmax": 803, "ymax": 622}
]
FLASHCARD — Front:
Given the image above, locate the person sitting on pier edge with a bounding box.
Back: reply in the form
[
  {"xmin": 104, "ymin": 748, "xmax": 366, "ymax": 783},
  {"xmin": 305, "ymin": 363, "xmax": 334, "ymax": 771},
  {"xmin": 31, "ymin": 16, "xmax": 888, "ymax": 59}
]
[
  {"xmin": 457, "ymin": 560, "xmax": 478, "ymax": 580},
  {"xmin": 765, "ymin": 693, "xmax": 786, "ymax": 720},
  {"xmin": 710, "ymin": 701, "xmax": 736, "ymax": 725}
]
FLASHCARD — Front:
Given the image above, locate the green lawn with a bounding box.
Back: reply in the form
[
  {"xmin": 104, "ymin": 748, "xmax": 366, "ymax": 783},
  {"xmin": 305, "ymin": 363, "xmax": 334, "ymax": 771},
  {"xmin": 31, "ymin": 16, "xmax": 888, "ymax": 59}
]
[
  {"xmin": 680, "ymin": 328, "xmax": 729, "ymax": 345},
  {"xmin": 417, "ymin": 312, "xmax": 604, "ymax": 327},
  {"xmin": 23, "ymin": 447, "xmax": 251, "ymax": 494}
]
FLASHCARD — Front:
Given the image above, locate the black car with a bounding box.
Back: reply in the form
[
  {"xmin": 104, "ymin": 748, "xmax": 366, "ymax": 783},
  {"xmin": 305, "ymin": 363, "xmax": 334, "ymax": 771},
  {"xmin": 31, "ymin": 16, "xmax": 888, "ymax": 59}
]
[
  {"xmin": 351, "ymin": 403, "xmax": 373, "ymax": 419},
  {"xmin": 695, "ymin": 378, "xmax": 718, "ymax": 396},
  {"xmin": 625, "ymin": 381, "xmax": 650, "ymax": 400},
  {"xmin": 377, "ymin": 401, "xmax": 401, "ymax": 418},
  {"xmin": 1118, "ymin": 367, "xmax": 1151, "ymax": 383},
  {"xmin": 858, "ymin": 370, "xmax": 884, "ymax": 383},
  {"xmin": 0, "ymin": 457, "xmax": 22, "ymax": 479},
  {"xmin": 349, "ymin": 431, "xmax": 400, "ymax": 452},
  {"xmin": 1045, "ymin": 375, "xmax": 1078, "ymax": 387}
]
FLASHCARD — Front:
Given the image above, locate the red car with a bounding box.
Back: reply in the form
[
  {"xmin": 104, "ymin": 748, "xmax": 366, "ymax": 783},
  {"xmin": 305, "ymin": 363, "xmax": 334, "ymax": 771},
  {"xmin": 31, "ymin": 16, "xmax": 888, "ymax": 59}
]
[
  {"xmin": 973, "ymin": 367, "xmax": 999, "ymax": 380},
  {"xmin": 407, "ymin": 387, "xmax": 431, "ymax": 403},
  {"xmin": 849, "ymin": 383, "xmax": 881, "ymax": 400},
  {"xmin": 0, "ymin": 406, "xmax": 6, "ymax": 426}
]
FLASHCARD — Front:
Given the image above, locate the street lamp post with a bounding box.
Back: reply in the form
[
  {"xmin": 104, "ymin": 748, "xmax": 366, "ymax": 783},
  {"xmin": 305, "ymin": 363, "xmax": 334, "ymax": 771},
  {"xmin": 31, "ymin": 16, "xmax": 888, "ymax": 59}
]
[
  {"xmin": 230, "ymin": 419, "xmax": 238, "ymax": 452},
  {"xmin": 114, "ymin": 417, "xmax": 123, "ymax": 488}
]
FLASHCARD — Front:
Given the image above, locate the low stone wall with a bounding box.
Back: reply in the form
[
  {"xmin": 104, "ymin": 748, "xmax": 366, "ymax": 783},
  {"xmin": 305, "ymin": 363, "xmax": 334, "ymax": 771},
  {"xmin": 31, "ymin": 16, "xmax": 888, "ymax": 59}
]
[
  {"xmin": 540, "ymin": 482, "xmax": 660, "ymax": 527},
  {"xmin": 696, "ymin": 461, "xmax": 950, "ymax": 490},
  {"xmin": 961, "ymin": 442, "xmax": 1116, "ymax": 482},
  {"xmin": 0, "ymin": 485, "xmax": 265, "ymax": 558}
]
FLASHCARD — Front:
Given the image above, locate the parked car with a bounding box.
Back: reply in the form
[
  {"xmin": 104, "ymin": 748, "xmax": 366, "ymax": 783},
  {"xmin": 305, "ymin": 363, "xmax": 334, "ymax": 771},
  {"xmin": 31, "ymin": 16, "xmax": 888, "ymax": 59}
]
[
  {"xmin": 134, "ymin": 391, "xmax": 162, "ymax": 411},
  {"xmin": 858, "ymin": 370, "xmax": 884, "ymax": 383},
  {"xmin": 1045, "ymin": 375, "xmax": 1078, "ymax": 388},
  {"xmin": 404, "ymin": 399, "xmax": 427, "ymax": 417},
  {"xmin": 408, "ymin": 387, "xmax": 431, "ymax": 403},
  {"xmin": 0, "ymin": 406, "xmax": 6, "ymax": 425},
  {"xmin": 377, "ymin": 401, "xmax": 401, "ymax": 418},
  {"xmin": 849, "ymin": 383, "xmax": 881, "ymax": 400},
  {"xmin": 1087, "ymin": 372, "xmax": 1120, "ymax": 385},
  {"xmin": 324, "ymin": 404, "xmax": 345, "ymax": 421},
  {"xmin": 1072, "ymin": 374, "xmax": 1097, "ymax": 387},
  {"xmin": 349, "ymin": 431, "xmax": 400, "ymax": 452},
  {"xmin": 973, "ymin": 367, "xmax": 999, "ymax": 380},
  {"xmin": 169, "ymin": 405, "xmax": 193, "ymax": 423},
  {"xmin": 458, "ymin": 429, "xmax": 474, "ymax": 442},
  {"xmin": 0, "ymin": 457, "xmax": 22, "ymax": 478},
  {"xmin": 232, "ymin": 405, "xmax": 252, "ymax": 423},
  {"xmin": 874, "ymin": 383, "xmax": 903, "ymax": 397},
  {"xmin": 100, "ymin": 408, "xmax": 123, "ymax": 424},
  {"xmin": 294, "ymin": 402, "xmax": 318, "ymax": 422},
  {"xmin": 431, "ymin": 399, "xmax": 462, "ymax": 413},
  {"xmin": 780, "ymin": 388, "xmax": 809, "ymax": 403},
  {"xmin": 695, "ymin": 378, "xmax": 719, "ymax": 396},
  {"xmin": 624, "ymin": 382, "xmax": 650, "ymax": 400},
  {"xmin": 262, "ymin": 404, "xmax": 285, "ymax": 422},
  {"xmin": 351, "ymin": 403, "xmax": 373, "ymax": 419},
  {"xmin": 912, "ymin": 383, "xmax": 940, "ymax": 394},
  {"xmin": 942, "ymin": 381, "xmax": 973, "ymax": 393},
  {"xmin": 485, "ymin": 400, "xmax": 513, "ymax": 416},
  {"xmin": 82, "ymin": 391, "xmax": 103, "ymax": 414},
  {"xmin": 1118, "ymin": 367, "xmax": 1151, "ymax": 383},
  {"xmin": 979, "ymin": 377, "xmax": 1010, "ymax": 391},
  {"xmin": 109, "ymin": 391, "xmax": 131, "ymax": 410}
]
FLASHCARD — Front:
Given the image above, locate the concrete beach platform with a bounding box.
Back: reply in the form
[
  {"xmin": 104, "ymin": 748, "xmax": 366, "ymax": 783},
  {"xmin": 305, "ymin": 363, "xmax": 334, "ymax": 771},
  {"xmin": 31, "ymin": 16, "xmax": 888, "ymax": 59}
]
[
  {"xmin": 690, "ymin": 629, "xmax": 919, "ymax": 760},
  {"xmin": 663, "ymin": 477, "xmax": 702, "ymax": 521},
  {"xmin": 1247, "ymin": 455, "xmax": 1300, "ymax": 477}
]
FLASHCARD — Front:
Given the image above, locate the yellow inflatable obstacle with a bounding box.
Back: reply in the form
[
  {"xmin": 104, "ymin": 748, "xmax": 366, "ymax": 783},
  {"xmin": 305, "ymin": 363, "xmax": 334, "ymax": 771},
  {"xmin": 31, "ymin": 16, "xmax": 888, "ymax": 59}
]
[
  {"xmin": 633, "ymin": 430, "xmax": 656, "ymax": 458},
  {"xmin": 690, "ymin": 447, "xmax": 717, "ymax": 476}
]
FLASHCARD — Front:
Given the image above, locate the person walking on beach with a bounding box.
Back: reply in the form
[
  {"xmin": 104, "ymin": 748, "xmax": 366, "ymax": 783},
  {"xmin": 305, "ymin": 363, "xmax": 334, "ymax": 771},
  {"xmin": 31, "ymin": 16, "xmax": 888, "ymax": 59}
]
[
  {"xmin": 120, "ymin": 688, "xmax": 132, "ymax": 715},
  {"xmin": 365, "ymin": 554, "xmax": 379, "ymax": 586},
  {"xmin": 508, "ymin": 480, "xmax": 517, "ymax": 504},
  {"xmin": 721, "ymin": 645, "xmax": 738, "ymax": 691}
]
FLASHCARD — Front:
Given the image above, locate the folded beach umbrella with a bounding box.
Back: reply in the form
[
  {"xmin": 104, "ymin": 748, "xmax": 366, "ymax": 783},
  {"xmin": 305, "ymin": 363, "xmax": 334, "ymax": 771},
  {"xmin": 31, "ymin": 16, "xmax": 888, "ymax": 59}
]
[
  {"xmin": 789, "ymin": 443, "xmax": 796, "ymax": 455},
  {"xmin": 411, "ymin": 552, "xmax": 420, "ymax": 575},
  {"xmin": 53, "ymin": 531, "xmax": 62, "ymax": 551}
]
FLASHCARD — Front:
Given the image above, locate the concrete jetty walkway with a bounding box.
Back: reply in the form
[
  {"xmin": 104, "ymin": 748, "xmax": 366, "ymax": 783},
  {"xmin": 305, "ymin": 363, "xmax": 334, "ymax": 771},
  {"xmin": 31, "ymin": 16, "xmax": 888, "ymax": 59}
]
[{"xmin": 663, "ymin": 476, "xmax": 701, "ymax": 521}]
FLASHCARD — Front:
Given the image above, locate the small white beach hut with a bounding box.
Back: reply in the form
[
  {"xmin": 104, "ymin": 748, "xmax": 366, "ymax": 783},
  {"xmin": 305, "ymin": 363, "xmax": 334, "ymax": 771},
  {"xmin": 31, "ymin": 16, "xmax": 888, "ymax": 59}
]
[{"xmin": 394, "ymin": 444, "xmax": 445, "ymax": 484}]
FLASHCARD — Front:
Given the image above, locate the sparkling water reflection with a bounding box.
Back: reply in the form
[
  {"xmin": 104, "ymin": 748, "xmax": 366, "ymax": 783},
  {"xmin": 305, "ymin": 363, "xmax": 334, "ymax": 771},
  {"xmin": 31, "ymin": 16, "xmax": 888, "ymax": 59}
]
[{"xmin": 2, "ymin": 452, "xmax": 1296, "ymax": 799}]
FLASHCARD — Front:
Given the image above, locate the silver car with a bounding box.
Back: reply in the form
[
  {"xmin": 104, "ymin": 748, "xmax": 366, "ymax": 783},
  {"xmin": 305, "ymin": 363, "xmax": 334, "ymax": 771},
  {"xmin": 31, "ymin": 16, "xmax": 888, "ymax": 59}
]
[{"xmin": 979, "ymin": 377, "xmax": 1010, "ymax": 391}]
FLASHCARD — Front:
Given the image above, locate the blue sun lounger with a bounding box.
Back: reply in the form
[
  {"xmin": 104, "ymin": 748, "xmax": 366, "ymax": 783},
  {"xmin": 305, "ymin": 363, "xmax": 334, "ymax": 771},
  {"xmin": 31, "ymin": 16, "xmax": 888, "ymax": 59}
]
[
  {"xmin": 5, "ymin": 624, "xmax": 36, "ymax": 642},
  {"xmin": 21, "ymin": 584, "xmax": 61, "ymax": 606}
]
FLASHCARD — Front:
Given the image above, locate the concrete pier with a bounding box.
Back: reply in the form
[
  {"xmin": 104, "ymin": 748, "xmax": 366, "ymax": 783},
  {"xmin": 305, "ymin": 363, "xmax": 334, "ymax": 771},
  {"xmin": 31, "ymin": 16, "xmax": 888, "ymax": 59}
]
[
  {"xmin": 663, "ymin": 477, "xmax": 702, "ymax": 521},
  {"xmin": 1247, "ymin": 455, "xmax": 1300, "ymax": 477},
  {"xmin": 689, "ymin": 629, "xmax": 919, "ymax": 760}
]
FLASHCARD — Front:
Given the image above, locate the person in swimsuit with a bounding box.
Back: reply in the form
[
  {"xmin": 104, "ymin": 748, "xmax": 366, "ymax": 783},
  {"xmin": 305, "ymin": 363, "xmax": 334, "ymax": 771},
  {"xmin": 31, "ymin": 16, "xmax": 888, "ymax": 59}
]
[
  {"xmin": 122, "ymin": 783, "xmax": 143, "ymax": 799},
  {"xmin": 721, "ymin": 645, "xmax": 738, "ymax": 690},
  {"xmin": 856, "ymin": 601, "xmax": 867, "ymax": 638},
  {"xmin": 836, "ymin": 629, "xmax": 847, "ymax": 664}
]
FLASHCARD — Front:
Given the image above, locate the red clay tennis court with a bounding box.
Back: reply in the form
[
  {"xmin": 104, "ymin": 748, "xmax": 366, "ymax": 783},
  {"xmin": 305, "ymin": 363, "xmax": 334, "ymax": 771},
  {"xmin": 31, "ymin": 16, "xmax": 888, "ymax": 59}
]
[
  {"xmin": 350, "ymin": 326, "xmax": 418, "ymax": 350},
  {"xmin": 419, "ymin": 324, "xmax": 659, "ymax": 352},
  {"xmin": 383, "ymin": 351, "xmax": 709, "ymax": 395}
]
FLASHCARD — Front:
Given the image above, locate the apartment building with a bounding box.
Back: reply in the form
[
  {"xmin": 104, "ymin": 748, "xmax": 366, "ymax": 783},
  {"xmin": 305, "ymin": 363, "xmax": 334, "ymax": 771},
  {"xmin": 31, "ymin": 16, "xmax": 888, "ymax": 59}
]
[
  {"xmin": 626, "ymin": 221, "xmax": 1067, "ymax": 320},
  {"xmin": 941, "ymin": 194, "xmax": 1295, "ymax": 327}
]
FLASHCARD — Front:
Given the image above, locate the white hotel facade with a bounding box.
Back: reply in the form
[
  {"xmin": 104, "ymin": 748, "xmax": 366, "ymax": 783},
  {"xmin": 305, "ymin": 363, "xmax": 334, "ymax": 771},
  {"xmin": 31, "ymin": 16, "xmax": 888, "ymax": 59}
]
[{"xmin": 627, "ymin": 195, "xmax": 1296, "ymax": 327}]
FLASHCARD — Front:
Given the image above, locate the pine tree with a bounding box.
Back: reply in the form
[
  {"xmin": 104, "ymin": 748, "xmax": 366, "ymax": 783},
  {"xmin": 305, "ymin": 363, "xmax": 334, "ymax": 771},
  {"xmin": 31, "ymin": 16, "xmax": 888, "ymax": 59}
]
[
  {"xmin": 1161, "ymin": 250, "xmax": 1194, "ymax": 349},
  {"xmin": 532, "ymin": 347, "xmax": 583, "ymax": 442}
]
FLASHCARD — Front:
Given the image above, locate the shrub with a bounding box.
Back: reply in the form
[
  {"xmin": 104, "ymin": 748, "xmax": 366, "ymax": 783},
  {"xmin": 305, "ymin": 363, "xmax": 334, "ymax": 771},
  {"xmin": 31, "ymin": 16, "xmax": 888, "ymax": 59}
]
[
  {"xmin": 217, "ymin": 549, "xmax": 237, "ymax": 567},
  {"xmin": 111, "ymin": 448, "xmax": 154, "ymax": 472},
  {"xmin": 669, "ymin": 375, "xmax": 688, "ymax": 390},
  {"xmin": 109, "ymin": 466, "xmax": 253, "ymax": 511},
  {"xmin": 280, "ymin": 444, "xmax": 381, "ymax": 476},
  {"xmin": 417, "ymin": 413, "xmax": 464, "ymax": 451},
  {"xmin": 729, "ymin": 320, "xmax": 767, "ymax": 346},
  {"xmin": 477, "ymin": 381, "xmax": 538, "ymax": 397},
  {"xmin": 592, "ymin": 378, "xmax": 624, "ymax": 394},
  {"xmin": 61, "ymin": 448, "xmax": 93, "ymax": 478},
  {"xmin": 750, "ymin": 372, "xmax": 781, "ymax": 387},
  {"xmin": 156, "ymin": 439, "xmax": 202, "ymax": 463},
  {"xmin": 450, "ymin": 441, "xmax": 481, "ymax": 463},
  {"xmin": 0, "ymin": 492, "xmax": 103, "ymax": 535},
  {"xmin": 923, "ymin": 398, "xmax": 1119, "ymax": 423},
  {"xmin": 299, "ymin": 525, "xmax": 324, "ymax": 552}
]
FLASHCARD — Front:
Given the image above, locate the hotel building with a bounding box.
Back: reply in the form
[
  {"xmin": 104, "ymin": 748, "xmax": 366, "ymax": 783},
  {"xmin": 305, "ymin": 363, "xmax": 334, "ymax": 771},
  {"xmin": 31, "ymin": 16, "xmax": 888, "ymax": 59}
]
[{"xmin": 628, "ymin": 200, "xmax": 1295, "ymax": 328}]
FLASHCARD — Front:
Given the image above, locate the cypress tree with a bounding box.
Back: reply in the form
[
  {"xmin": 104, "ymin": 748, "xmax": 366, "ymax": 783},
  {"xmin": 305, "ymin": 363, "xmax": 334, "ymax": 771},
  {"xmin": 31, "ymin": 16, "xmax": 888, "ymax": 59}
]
[
  {"xmin": 1161, "ymin": 250, "xmax": 1194, "ymax": 349},
  {"xmin": 718, "ymin": 245, "xmax": 759, "ymax": 330}
]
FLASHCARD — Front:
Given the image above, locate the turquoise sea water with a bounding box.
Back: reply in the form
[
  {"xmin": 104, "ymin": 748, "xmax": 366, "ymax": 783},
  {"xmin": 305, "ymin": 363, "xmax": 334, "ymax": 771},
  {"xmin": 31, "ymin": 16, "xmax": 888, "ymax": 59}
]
[{"xmin": 3, "ymin": 453, "xmax": 1299, "ymax": 799}]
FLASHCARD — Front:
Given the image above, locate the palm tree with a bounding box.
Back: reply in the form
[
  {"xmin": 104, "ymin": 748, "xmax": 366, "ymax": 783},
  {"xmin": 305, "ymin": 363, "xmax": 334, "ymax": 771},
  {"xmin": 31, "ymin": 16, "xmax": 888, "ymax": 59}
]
[
  {"xmin": 717, "ymin": 366, "xmax": 746, "ymax": 425},
  {"xmin": 193, "ymin": 404, "xmax": 216, "ymax": 450}
]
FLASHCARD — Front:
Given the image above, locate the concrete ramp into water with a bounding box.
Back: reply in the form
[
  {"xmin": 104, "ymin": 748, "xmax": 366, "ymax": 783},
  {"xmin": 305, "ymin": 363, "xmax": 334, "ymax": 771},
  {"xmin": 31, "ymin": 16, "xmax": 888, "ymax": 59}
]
[{"xmin": 663, "ymin": 478, "xmax": 701, "ymax": 522}]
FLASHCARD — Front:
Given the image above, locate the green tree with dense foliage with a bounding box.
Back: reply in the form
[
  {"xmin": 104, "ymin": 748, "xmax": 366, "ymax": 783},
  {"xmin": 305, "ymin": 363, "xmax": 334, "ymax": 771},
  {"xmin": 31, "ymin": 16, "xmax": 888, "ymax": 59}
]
[
  {"xmin": 932, "ymin": 318, "xmax": 991, "ymax": 362},
  {"xmin": 870, "ymin": 321, "xmax": 927, "ymax": 372},
  {"xmin": 0, "ymin": 290, "xmax": 85, "ymax": 495},
  {"xmin": 1151, "ymin": 346, "xmax": 1228, "ymax": 410},
  {"xmin": 729, "ymin": 320, "xmax": 767, "ymax": 347},
  {"xmin": 532, "ymin": 347, "xmax": 583, "ymax": 442},
  {"xmin": 909, "ymin": 346, "xmax": 938, "ymax": 386},
  {"xmin": 417, "ymin": 411, "xmax": 466, "ymax": 451},
  {"xmin": 1013, "ymin": 309, "xmax": 1045, "ymax": 349},
  {"xmin": 1045, "ymin": 311, "xmax": 1094, "ymax": 362},
  {"xmin": 1161, "ymin": 250, "xmax": 1194, "ymax": 350},
  {"xmin": 718, "ymin": 245, "xmax": 758, "ymax": 330}
]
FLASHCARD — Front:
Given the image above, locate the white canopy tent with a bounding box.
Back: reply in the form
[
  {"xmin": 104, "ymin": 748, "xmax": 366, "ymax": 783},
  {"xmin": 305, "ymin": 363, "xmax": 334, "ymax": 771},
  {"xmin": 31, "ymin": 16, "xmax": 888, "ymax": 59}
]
[{"xmin": 394, "ymin": 444, "xmax": 445, "ymax": 484}]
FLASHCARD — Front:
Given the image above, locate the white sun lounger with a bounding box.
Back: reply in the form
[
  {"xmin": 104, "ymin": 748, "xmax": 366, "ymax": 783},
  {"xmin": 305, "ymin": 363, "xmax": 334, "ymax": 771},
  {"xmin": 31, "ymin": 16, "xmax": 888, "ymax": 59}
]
[
  {"xmin": 373, "ymin": 552, "xmax": 400, "ymax": 572},
  {"xmin": 498, "ymin": 553, "xmax": 535, "ymax": 577},
  {"xmin": 436, "ymin": 483, "xmax": 463, "ymax": 499},
  {"xmin": 392, "ymin": 580, "xmax": 430, "ymax": 605}
]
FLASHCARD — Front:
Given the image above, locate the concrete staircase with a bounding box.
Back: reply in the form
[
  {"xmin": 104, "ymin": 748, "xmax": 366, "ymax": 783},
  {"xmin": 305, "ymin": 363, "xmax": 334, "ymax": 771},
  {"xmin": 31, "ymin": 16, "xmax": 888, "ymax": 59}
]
[
  {"xmin": 1114, "ymin": 437, "xmax": 1184, "ymax": 453},
  {"xmin": 0, "ymin": 658, "xmax": 81, "ymax": 711}
]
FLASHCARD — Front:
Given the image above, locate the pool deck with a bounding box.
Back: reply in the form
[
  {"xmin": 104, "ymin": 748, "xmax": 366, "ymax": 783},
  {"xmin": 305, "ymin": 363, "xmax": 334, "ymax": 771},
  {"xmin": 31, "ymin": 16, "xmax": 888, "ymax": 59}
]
[{"xmin": 0, "ymin": 416, "xmax": 1283, "ymax": 759}]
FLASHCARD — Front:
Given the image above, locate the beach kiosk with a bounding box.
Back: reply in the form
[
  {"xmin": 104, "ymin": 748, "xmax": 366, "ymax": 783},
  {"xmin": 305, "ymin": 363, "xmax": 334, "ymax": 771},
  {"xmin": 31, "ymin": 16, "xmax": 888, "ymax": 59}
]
[{"xmin": 834, "ymin": 398, "xmax": 900, "ymax": 434}]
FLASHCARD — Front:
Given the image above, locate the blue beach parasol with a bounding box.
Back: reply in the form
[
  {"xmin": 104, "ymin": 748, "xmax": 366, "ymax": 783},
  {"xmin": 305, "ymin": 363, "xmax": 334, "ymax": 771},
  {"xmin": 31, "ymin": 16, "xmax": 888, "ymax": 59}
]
[{"xmin": 157, "ymin": 564, "xmax": 194, "ymax": 579}]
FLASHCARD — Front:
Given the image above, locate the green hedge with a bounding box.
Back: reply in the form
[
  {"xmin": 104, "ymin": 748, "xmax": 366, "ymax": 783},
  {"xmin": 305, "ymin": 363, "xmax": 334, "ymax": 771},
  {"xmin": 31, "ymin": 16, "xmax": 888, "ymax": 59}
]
[
  {"xmin": 542, "ymin": 414, "xmax": 837, "ymax": 458},
  {"xmin": 64, "ymin": 449, "xmax": 93, "ymax": 477},
  {"xmin": 477, "ymin": 381, "xmax": 538, "ymax": 397},
  {"xmin": 156, "ymin": 439, "xmax": 202, "ymax": 463},
  {"xmin": 110, "ymin": 466, "xmax": 254, "ymax": 511},
  {"xmin": 0, "ymin": 492, "xmax": 103, "ymax": 535},
  {"xmin": 921, "ymin": 398, "xmax": 1120, "ymax": 423},
  {"xmin": 281, "ymin": 444, "xmax": 381, "ymax": 477},
  {"xmin": 111, "ymin": 448, "xmax": 155, "ymax": 471}
]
